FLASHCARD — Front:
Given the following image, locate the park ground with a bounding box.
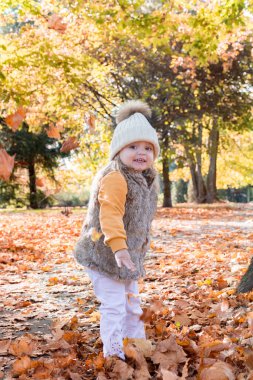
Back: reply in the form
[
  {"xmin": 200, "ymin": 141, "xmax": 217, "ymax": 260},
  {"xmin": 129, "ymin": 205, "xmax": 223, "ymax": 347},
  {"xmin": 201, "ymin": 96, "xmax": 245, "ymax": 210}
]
[{"xmin": 1, "ymin": 205, "xmax": 253, "ymax": 379}]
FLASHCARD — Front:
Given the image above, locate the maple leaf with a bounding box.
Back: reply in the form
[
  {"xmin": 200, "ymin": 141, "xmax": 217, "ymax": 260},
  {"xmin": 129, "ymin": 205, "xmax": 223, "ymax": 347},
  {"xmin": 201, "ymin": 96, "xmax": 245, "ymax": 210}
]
[
  {"xmin": 5, "ymin": 107, "xmax": 26, "ymax": 131},
  {"xmin": 48, "ymin": 14, "xmax": 67, "ymax": 33},
  {"xmin": 0, "ymin": 149, "xmax": 15, "ymax": 181},
  {"xmin": 60, "ymin": 136, "xmax": 80, "ymax": 153}
]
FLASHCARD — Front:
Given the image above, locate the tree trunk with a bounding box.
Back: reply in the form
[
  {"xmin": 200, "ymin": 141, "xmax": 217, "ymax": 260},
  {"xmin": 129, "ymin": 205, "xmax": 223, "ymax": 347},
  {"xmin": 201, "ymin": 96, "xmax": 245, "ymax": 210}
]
[
  {"xmin": 162, "ymin": 145, "xmax": 172, "ymax": 207},
  {"xmin": 188, "ymin": 162, "xmax": 198, "ymax": 202},
  {"xmin": 236, "ymin": 256, "xmax": 253, "ymax": 293},
  {"xmin": 206, "ymin": 120, "xmax": 219, "ymax": 203},
  {"xmin": 185, "ymin": 146, "xmax": 199, "ymax": 203},
  {"xmin": 28, "ymin": 161, "xmax": 38, "ymax": 209},
  {"xmin": 196, "ymin": 124, "xmax": 207, "ymax": 203}
]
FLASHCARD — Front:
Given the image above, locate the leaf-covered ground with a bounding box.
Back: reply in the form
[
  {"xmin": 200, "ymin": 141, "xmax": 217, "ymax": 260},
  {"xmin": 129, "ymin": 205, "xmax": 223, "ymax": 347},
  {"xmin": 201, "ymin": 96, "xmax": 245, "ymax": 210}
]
[{"xmin": 1, "ymin": 205, "xmax": 253, "ymax": 380}]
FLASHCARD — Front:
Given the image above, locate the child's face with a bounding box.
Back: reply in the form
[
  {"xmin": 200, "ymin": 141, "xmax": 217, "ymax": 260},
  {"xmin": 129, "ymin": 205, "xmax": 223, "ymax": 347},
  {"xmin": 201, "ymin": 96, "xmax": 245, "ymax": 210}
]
[{"xmin": 119, "ymin": 141, "xmax": 154, "ymax": 171}]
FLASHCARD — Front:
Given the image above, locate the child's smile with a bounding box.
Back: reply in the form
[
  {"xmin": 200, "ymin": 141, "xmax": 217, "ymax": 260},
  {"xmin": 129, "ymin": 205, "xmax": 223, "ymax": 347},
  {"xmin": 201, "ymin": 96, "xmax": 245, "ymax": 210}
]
[{"xmin": 119, "ymin": 141, "xmax": 154, "ymax": 171}]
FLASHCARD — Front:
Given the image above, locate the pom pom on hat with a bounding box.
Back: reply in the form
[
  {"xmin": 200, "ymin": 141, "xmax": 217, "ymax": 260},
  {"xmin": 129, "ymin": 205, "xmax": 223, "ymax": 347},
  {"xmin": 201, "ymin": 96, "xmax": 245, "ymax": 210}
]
[
  {"xmin": 110, "ymin": 99, "xmax": 160, "ymax": 161},
  {"xmin": 116, "ymin": 100, "xmax": 152, "ymax": 124}
]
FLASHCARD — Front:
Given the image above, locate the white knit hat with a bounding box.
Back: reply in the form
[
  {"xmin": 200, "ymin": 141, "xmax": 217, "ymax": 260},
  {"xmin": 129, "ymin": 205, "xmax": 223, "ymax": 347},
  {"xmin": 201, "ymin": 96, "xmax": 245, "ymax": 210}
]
[{"xmin": 109, "ymin": 100, "xmax": 160, "ymax": 160}]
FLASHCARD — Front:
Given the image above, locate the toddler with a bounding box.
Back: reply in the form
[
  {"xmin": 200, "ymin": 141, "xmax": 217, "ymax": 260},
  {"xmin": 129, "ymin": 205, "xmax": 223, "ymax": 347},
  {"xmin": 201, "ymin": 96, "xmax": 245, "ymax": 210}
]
[{"xmin": 74, "ymin": 100, "xmax": 160, "ymax": 360}]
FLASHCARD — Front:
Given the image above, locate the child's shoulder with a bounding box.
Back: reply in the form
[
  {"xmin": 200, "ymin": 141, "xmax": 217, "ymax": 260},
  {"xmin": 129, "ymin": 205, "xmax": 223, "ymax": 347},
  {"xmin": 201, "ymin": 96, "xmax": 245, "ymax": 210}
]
[{"xmin": 101, "ymin": 170, "xmax": 127, "ymax": 185}]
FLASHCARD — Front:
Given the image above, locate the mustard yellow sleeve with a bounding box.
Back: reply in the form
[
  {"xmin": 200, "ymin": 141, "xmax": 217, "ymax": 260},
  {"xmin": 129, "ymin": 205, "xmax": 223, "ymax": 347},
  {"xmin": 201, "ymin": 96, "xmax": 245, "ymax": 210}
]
[{"xmin": 98, "ymin": 171, "xmax": 128, "ymax": 253}]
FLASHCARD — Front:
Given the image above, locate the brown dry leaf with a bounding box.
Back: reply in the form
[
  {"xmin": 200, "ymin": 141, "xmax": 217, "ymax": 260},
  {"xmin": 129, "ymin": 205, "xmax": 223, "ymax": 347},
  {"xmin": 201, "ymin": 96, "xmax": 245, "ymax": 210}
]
[
  {"xmin": 68, "ymin": 371, "xmax": 83, "ymax": 380},
  {"xmin": 69, "ymin": 315, "xmax": 79, "ymax": 330},
  {"xmin": 97, "ymin": 371, "xmax": 108, "ymax": 380},
  {"xmin": 200, "ymin": 340, "xmax": 231, "ymax": 357},
  {"xmin": 12, "ymin": 355, "xmax": 32, "ymax": 376},
  {"xmin": 150, "ymin": 298, "xmax": 164, "ymax": 313},
  {"xmin": 181, "ymin": 359, "xmax": 189, "ymax": 379},
  {"xmin": 60, "ymin": 136, "xmax": 79, "ymax": 153},
  {"xmin": 48, "ymin": 14, "xmax": 67, "ymax": 33},
  {"xmin": 110, "ymin": 359, "xmax": 134, "ymax": 380},
  {"xmin": 48, "ymin": 277, "xmax": 60, "ymax": 285},
  {"xmin": 247, "ymin": 312, "xmax": 253, "ymax": 334},
  {"xmin": 9, "ymin": 334, "xmax": 37, "ymax": 357},
  {"xmin": 173, "ymin": 313, "xmax": 191, "ymax": 327},
  {"xmin": 134, "ymin": 365, "xmax": 151, "ymax": 380},
  {"xmin": 124, "ymin": 341, "xmax": 151, "ymax": 379},
  {"xmin": 199, "ymin": 361, "xmax": 235, "ymax": 380},
  {"xmin": 124, "ymin": 340, "xmax": 140, "ymax": 362},
  {"xmin": 140, "ymin": 307, "xmax": 154, "ymax": 323},
  {"xmin": 174, "ymin": 300, "xmax": 190, "ymax": 309},
  {"xmin": 0, "ymin": 149, "xmax": 15, "ymax": 181},
  {"xmin": 151, "ymin": 335, "xmax": 187, "ymax": 371},
  {"xmin": 14, "ymin": 300, "xmax": 32, "ymax": 308},
  {"xmin": 160, "ymin": 368, "xmax": 179, "ymax": 380},
  {"xmin": 93, "ymin": 352, "xmax": 105, "ymax": 371},
  {"xmin": 32, "ymin": 359, "xmax": 55, "ymax": 378},
  {"xmin": 5, "ymin": 107, "xmax": 26, "ymax": 131},
  {"xmin": 0, "ymin": 340, "xmax": 11, "ymax": 355},
  {"xmin": 55, "ymin": 352, "xmax": 77, "ymax": 368},
  {"xmin": 126, "ymin": 338, "xmax": 154, "ymax": 357},
  {"xmin": 245, "ymin": 349, "xmax": 253, "ymax": 370}
]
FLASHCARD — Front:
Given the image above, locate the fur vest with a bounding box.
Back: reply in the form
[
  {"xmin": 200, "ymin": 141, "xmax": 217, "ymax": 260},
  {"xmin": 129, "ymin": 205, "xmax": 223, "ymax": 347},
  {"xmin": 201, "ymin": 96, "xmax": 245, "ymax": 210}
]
[{"xmin": 74, "ymin": 157, "xmax": 158, "ymax": 281}]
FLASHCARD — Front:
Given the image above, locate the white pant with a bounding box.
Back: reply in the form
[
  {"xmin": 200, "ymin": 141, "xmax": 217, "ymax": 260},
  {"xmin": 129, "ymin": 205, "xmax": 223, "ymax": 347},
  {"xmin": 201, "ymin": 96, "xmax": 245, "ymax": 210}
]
[{"xmin": 86, "ymin": 269, "xmax": 145, "ymax": 359}]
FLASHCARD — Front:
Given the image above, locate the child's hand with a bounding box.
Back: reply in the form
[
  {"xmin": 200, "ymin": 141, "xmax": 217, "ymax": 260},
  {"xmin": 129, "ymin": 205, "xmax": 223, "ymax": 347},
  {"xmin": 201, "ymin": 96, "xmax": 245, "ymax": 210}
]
[{"xmin": 115, "ymin": 249, "xmax": 136, "ymax": 272}]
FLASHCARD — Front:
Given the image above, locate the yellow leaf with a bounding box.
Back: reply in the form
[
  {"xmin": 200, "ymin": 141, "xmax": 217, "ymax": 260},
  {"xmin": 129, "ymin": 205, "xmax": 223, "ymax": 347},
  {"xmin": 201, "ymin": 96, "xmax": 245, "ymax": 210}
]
[{"xmin": 91, "ymin": 228, "xmax": 102, "ymax": 242}]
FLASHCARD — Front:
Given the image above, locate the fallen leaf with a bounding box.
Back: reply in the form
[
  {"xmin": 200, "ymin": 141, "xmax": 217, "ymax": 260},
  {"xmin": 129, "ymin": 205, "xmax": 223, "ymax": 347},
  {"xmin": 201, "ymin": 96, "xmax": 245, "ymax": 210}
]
[
  {"xmin": 151, "ymin": 335, "xmax": 187, "ymax": 371},
  {"xmin": 161, "ymin": 368, "xmax": 179, "ymax": 380},
  {"xmin": 12, "ymin": 355, "xmax": 32, "ymax": 376},
  {"xmin": 111, "ymin": 359, "xmax": 134, "ymax": 380},
  {"xmin": 199, "ymin": 361, "xmax": 235, "ymax": 380},
  {"xmin": 9, "ymin": 334, "xmax": 37, "ymax": 356}
]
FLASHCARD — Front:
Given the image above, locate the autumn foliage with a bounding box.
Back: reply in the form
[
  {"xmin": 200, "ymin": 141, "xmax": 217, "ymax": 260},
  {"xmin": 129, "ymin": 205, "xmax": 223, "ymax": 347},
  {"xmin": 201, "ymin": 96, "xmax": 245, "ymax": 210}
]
[{"xmin": 1, "ymin": 206, "xmax": 253, "ymax": 379}]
